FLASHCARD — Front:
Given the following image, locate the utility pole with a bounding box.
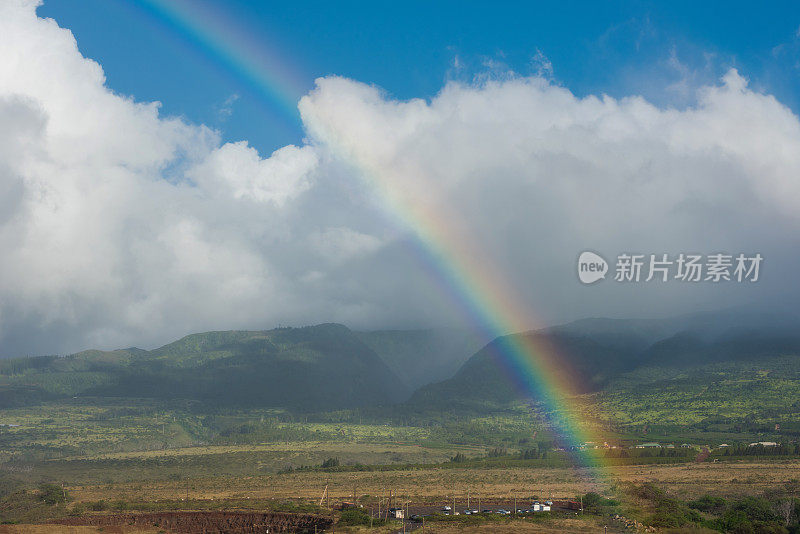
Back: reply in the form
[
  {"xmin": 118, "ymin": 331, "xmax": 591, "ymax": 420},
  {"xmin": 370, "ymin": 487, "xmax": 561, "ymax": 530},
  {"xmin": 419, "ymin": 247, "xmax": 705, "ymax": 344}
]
[
  {"xmin": 467, "ymin": 489, "xmax": 470, "ymax": 510},
  {"xmin": 580, "ymin": 494, "xmax": 583, "ymax": 514},
  {"xmin": 514, "ymin": 495, "xmax": 517, "ymax": 515}
]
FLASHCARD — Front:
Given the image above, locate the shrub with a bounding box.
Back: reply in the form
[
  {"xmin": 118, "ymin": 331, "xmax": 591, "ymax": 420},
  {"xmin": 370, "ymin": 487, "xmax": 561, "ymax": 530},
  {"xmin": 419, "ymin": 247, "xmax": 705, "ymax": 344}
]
[
  {"xmin": 581, "ymin": 492, "xmax": 620, "ymax": 513},
  {"xmin": 37, "ymin": 483, "xmax": 69, "ymax": 505},
  {"xmin": 688, "ymin": 495, "xmax": 727, "ymax": 514},
  {"xmin": 338, "ymin": 508, "xmax": 384, "ymax": 526},
  {"xmin": 69, "ymin": 502, "xmax": 87, "ymax": 516},
  {"xmin": 89, "ymin": 500, "xmax": 109, "ymax": 511}
]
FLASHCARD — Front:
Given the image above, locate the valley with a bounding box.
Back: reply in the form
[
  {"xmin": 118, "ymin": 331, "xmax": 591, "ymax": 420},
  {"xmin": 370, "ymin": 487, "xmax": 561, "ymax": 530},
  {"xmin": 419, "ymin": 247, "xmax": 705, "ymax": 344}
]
[{"xmin": 1, "ymin": 314, "xmax": 800, "ymax": 532}]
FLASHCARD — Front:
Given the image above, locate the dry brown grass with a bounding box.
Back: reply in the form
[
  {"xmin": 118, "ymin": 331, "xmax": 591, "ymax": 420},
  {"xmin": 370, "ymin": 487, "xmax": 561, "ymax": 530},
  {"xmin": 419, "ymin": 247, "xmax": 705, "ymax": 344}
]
[
  {"xmin": 60, "ymin": 441, "xmax": 479, "ymax": 463},
  {"xmin": 419, "ymin": 518, "xmax": 603, "ymax": 533},
  {"xmin": 69, "ymin": 459, "xmax": 800, "ymax": 505}
]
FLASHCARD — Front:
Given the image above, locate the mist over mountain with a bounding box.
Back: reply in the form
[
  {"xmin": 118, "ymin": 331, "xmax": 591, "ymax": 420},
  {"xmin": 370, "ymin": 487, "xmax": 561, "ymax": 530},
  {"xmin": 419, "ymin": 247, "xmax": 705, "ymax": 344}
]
[
  {"xmin": 356, "ymin": 328, "xmax": 488, "ymax": 392},
  {"xmin": 407, "ymin": 330, "xmax": 644, "ymax": 409},
  {"xmin": 409, "ymin": 310, "xmax": 800, "ymax": 413},
  {"xmin": 1, "ymin": 309, "xmax": 799, "ymax": 419},
  {"xmin": 548, "ymin": 306, "xmax": 800, "ymax": 346}
]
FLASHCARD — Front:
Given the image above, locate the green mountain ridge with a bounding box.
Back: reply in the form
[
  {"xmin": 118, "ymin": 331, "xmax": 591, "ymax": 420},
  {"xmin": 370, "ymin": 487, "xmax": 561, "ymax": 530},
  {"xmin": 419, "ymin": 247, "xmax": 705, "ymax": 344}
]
[
  {"xmin": 0, "ymin": 324, "xmax": 406, "ymax": 411},
  {"xmin": 3, "ymin": 314, "xmax": 799, "ymax": 428},
  {"xmin": 407, "ymin": 330, "xmax": 643, "ymax": 408},
  {"xmin": 408, "ymin": 324, "xmax": 800, "ymax": 432}
]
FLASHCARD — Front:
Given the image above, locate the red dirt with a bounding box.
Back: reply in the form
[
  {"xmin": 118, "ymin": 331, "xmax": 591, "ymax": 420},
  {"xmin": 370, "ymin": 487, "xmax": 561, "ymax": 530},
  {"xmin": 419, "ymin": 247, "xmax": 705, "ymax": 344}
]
[{"xmin": 52, "ymin": 510, "xmax": 333, "ymax": 533}]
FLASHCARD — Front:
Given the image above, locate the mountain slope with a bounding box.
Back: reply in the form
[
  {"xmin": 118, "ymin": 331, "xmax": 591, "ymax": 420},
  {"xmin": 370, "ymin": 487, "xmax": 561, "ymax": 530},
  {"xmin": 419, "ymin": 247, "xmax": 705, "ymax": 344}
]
[
  {"xmin": 408, "ymin": 320, "xmax": 800, "ymax": 422},
  {"xmin": 0, "ymin": 324, "xmax": 405, "ymax": 411},
  {"xmin": 355, "ymin": 328, "xmax": 486, "ymax": 392},
  {"xmin": 408, "ymin": 329, "xmax": 643, "ymax": 410}
]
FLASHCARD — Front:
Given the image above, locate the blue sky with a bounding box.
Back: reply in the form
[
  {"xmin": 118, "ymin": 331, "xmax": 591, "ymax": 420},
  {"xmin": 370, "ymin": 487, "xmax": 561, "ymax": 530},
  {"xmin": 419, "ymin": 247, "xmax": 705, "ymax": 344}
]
[
  {"xmin": 37, "ymin": 0, "xmax": 800, "ymax": 155},
  {"xmin": 3, "ymin": 0, "xmax": 800, "ymax": 354}
]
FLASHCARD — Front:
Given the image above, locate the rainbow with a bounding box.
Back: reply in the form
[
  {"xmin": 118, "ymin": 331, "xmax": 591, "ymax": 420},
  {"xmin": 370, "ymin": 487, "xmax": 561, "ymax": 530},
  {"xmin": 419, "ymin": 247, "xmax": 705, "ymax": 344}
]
[
  {"xmin": 135, "ymin": 0, "xmax": 309, "ymax": 132},
  {"xmin": 334, "ymin": 145, "xmax": 607, "ymax": 471},
  {"xmin": 137, "ymin": 1, "xmax": 613, "ymax": 475}
]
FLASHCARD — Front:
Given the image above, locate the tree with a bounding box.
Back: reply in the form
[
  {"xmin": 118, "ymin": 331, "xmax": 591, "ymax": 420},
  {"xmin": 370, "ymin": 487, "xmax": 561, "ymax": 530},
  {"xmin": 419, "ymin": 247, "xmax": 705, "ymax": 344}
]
[
  {"xmin": 775, "ymin": 499, "xmax": 794, "ymax": 527},
  {"xmin": 321, "ymin": 457, "xmax": 340, "ymax": 468}
]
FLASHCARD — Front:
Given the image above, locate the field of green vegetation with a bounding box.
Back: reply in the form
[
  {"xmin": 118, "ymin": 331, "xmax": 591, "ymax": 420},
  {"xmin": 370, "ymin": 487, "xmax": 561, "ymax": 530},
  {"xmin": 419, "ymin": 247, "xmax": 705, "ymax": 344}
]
[{"xmin": 2, "ymin": 318, "xmax": 800, "ymax": 532}]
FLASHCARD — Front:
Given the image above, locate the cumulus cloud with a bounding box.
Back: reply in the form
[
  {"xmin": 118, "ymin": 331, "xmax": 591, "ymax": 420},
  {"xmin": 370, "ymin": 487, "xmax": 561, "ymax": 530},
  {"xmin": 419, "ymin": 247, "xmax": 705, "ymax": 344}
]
[
  {"xmin": 190, "ymin": 141, "xmax": 316, "ymax": 205},
  {"xmin": 299, "ymin": 71, "xmax": 800, "ymax": 326},
  {"xmin": 0, "ymin": 1, "xmax": 799, "ymax": 356}
]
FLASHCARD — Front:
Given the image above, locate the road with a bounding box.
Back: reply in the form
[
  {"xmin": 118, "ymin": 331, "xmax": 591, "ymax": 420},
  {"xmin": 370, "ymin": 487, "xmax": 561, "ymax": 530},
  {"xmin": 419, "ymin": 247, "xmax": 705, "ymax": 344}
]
[{"xmin": 373, "ymin": 499, "xmax": 580, "ymax": 533}]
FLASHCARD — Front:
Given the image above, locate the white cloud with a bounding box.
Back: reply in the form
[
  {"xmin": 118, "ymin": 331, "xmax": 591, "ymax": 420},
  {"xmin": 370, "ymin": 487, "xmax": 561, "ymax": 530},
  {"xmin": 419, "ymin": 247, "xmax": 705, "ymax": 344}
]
[
  {"xmin": 530, "ymin": 49, "xmax": 554, "ymax": 79},
  {"xmin": 190, "ymin": 141, "xmax": 317, "ymax": 205},
  {"xmin": 298, "ymin": 72, "xmax": 800, "ymax": 328},
  {"xmin": 0, "ymin": 1, "xmax": 799, "ymax": 356},
  {"xmin": 217, "ymin": 93, "xmax": 239, "ymax": 120}
]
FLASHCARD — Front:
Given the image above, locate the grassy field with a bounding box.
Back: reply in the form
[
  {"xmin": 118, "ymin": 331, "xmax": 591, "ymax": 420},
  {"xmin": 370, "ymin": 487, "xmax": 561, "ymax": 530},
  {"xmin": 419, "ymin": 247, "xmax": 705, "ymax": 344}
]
[
  {"xmin": 1, "ymin": 389, "xmax": 797, "ymax": 532},
  {"xmin": 417, "ymin": 518, "xmax": 609, "ymax": 533},
  {"xmin": 0, "ymin": 399, "xmax": 545, "ymax": 460},
  {"xmin": 3, "ymin": 455, "xmax": 799, "ymax": 532},
  {"xmin": 62, "ymin": 459, "xmax": 800, "ymax": 504}
]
